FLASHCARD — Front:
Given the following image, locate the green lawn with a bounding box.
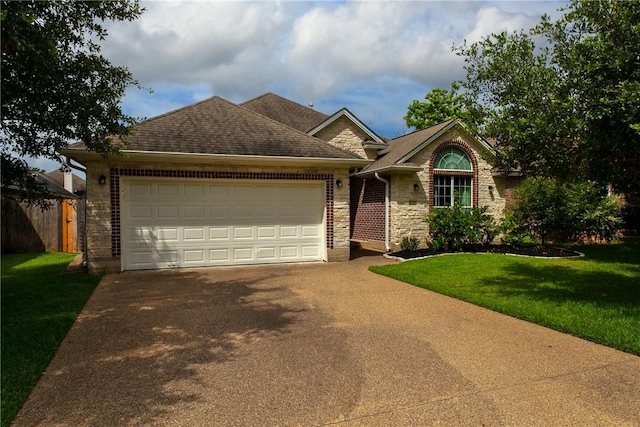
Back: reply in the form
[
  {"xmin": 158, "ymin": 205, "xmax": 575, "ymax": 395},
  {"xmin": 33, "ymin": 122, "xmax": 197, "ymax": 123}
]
[
  {"xmin": 370, "ymin": 239, "xmax": 640, "ymax": 355},
  {"xmin": 1, "ymin": 253, "xmax": 101, "ymax": 427}
]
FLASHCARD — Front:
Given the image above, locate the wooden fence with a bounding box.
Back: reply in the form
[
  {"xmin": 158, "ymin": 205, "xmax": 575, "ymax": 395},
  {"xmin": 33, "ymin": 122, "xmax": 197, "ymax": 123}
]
[{"xmin": 1, "ymin": 197, "xmax": 83, "ymax": 254}]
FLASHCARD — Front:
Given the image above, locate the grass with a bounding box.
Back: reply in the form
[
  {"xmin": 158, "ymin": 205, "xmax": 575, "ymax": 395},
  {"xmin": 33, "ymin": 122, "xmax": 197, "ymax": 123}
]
[
  {"xmin": 1, "ymin": 253, "xmax": 101, "ymax": 427},
  {"xmin": 370, "ymin": 238, "xmax": 640, "ymax": 355}
]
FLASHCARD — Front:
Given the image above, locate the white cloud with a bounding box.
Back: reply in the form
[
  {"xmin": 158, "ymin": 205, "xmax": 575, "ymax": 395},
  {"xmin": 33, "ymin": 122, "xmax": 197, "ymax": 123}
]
[
  {"xmin": 465, "ymin": 5, "xmax": 546, "ymax": 43},
  {"xmin": 94, "ymin": 0, "xmax": 568, "ymax": 138}
]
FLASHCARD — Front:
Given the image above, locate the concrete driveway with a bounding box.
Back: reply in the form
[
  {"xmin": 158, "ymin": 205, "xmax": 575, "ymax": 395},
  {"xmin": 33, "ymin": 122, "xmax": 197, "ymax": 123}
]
[{"xmin": 13, "ymin": 252, "xmax": 640, "ymax": 426}]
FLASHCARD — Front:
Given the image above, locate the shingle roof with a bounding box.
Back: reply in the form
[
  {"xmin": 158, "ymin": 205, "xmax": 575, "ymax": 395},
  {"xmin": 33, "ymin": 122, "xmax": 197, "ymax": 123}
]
[
  {"xmin": 45, "ymin": 170, "xmax": 86, "ymax": 194},
  {"xmin": 360, "ymin": 119, "xmax": 456, "ymax": 174},
  {"xmin": 69, "ymin": 96, "xmax": 360, "ymax": 160},
  {"xmin": 3, "ymin": 172, "xmax": 77, "ymax": 199},
  {"xmin": 241, "ymin": 93, "xmax": 329, "ymax": 133}
]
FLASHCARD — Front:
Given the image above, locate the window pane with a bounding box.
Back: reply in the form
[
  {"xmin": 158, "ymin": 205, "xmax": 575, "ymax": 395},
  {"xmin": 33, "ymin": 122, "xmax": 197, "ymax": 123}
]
[
  {"xmin": 435, "ymin": 147, "xmax": 472, "ymax": 170},
  {"xmin": 454, "ymin": 176, "xmax": 472, "ymax": 207},
  {"xmin": 434, "ymin": 175, "xmax": 451, "ymax": 207}
]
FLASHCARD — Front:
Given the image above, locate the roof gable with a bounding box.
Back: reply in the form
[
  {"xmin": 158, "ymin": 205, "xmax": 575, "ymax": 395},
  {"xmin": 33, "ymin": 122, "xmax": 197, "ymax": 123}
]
[
  {"xmin": 240, "ymin": 92, "xmax": 329, "ymax": 133},
  {"xmin": 307, "ymin": 108, "xmax": 387, "ymax": 148},
  {"xmin": 72, "ymin": 96, "xmax": 361, "ymax": 161},
  {"xmin": 359, "ymin": 119, "xmax": 494, "ymax": 175}
]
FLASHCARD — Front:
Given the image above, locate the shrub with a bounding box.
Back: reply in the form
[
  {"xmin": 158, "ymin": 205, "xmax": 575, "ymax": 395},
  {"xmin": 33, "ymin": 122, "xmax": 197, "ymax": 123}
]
[
  {"xmin": 400, "ymin": 236, "xmax": 420, "ymax": 252},
  {"xmin": 427, "ymin": 202, "xmax": 496, "ymax": 251},
  {"xmin": 566, "ymin": 182, "xmax": 623, "ymax": 242},
  {"xmin": 503, "ymin": 177, "xmax": 623, "ymax": 244},
  {"xmin": 505, "ymin": 177, "xmax": 569, "ymax": 245}
]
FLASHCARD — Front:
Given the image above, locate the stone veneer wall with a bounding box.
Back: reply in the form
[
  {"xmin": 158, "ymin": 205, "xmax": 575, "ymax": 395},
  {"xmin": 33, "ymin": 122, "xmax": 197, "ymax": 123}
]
[
  {"xmin": 315, "ymin": 117, "xmax": 375, "ymax": 159},
  {"xmin": 388, "ymin": 130, "xmax": 507, "ymax": 251},
  {"xmin": 84, "ymin": 160, "xmax": 351, "ymax": 274}
]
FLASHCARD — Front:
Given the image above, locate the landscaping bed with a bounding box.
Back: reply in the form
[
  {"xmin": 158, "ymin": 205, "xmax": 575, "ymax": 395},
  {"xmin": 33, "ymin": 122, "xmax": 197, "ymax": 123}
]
[{"xmin": 389, "ymin": 244, "xmax": 582, "ymax": 260}]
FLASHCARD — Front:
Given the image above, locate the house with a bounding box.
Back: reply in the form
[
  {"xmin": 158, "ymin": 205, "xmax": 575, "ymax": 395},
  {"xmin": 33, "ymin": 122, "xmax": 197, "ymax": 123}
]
[
  {"xmin": 62, "ymin": 93, "xmax": 513, "ymax": 274},
  {"xmin": 1, "ymin": 171, "xmax": 82, "ymax": 253}
]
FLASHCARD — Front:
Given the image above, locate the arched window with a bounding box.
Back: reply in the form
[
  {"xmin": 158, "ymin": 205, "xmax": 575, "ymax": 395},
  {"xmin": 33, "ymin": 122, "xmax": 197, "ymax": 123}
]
[{"xmin": 433, "ymin": 147, "xmax": 473, "ymax": 208}]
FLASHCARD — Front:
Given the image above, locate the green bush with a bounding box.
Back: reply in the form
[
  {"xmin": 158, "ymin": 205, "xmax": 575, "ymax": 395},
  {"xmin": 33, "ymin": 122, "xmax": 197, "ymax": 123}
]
[
  {"xmin": 427, "ymin": 202, "xmax": 496, "ymax": 251},
  {"xmin": 566, "ymin": 182, "xmax": 623, "ymax": 242},
  {"xmin": 504, "ymin": 177, "xmax": 569, "ymax": 245},
  {"xmin": 503, "ymin": 177, "xmax": 623, "ymax": 244},
  {"xmin": 400, "ymin": 236, "xmax": 420, "ymax": 252}
]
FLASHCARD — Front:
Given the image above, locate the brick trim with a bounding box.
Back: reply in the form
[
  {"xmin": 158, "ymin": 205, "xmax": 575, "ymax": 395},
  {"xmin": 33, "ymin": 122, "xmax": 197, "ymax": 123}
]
[
  {"xmin": 110, "ymin": 168, "xmax": 334, "ymax": 257},
  {"xmin": 428, "ymin": 141, "xmax": 479, "ymax": 209}
]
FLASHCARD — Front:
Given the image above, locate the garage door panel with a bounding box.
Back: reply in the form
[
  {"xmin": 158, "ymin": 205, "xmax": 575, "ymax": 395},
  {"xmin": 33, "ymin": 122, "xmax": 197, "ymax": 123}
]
[
  {"xmin": 209, "ymin": 227, "xmax": 229, "ymax": 239},
  {"xmin": 280, "ymin": 226, "xmax": 299, "ymax": 238},
  {"xmin": 157, "ymin": 206, "xmax": 179, "ymax": 218},
  {"xmin": 302, "ymin": 246, "xmax": 320, "ymax": 257},
  {"xmin": 184, "ymin": 250, "xmax": 205, "ymax": 263},
  {"xmin": 122, "ymin": 179, "xmax": 325, "ymax": 270},
  {"xmin": 280, "ymin": 246, "xmax": 298, "ymax": 259},
  {"xmin": 302, "ymin": 226, "xmax": 320, "ymax": 237},
  {"xmin": 233, "ymin": 186, "xmax": 255, "ymax": 200},
  {"xmin": 184, "ymin": 184, "xmax": 205, "ymax": 197},
  {"xmin": 233, "ymin": 227, "xmax": 253, "ymax": 239},
  {"xmin": 129, "ymin": 227, "xmax": 154, "ymax": 242},
  {"xmin": 157, "ymin": 228, "xmax": 179, "ymax": 241},
  {"xmin": 183, "ymin": 205, "xmax": 205, "ymax": 218},
  {"xmin": 210, "ymin": 248, "xmax": 230, "ymax": 261},
  {"xmin": 256, "ymin": 247, "xmax": 276, "ymax": 260},
  {"xmin": 130, "ymin": 183, "xmax": 152, "ymax": 197},
  {"xmin": 210, "ymin": 206, "xmax": 229, "ymax": 219},
  {"xmin": 130, "ymin": 206, "xmax": 152, "ymax": 219},
  {"xmin": 257, "ymin": 226, "xmax": 276, "ymax": 238},
  {"xmin": 233, "ymin": 247, "xmax": 253, "ymax": 260},
  {"xmin": 184, "ymin": 228, "xmax": 205, "ymax": 240},
  {"xmin": 156, "ymin": 185, "xmax": 178, "ymax": 199}
]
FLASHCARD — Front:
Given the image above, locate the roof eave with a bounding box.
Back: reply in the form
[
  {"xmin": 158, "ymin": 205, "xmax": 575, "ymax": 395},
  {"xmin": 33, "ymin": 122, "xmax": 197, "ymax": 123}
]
[
  {"xmin": 356, "ymin": 165, "xmax": 423, "ymax": 177},
  {"xmin": 61, "ymin": 149, "xmax": 372, "ymax": 168},
  {"xmin": 398, "ymin": 119, "xmax": 495, "ymax": 164}
]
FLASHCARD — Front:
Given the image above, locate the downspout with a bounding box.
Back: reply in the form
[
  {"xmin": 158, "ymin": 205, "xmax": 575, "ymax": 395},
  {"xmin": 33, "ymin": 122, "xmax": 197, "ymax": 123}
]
[{"xmin": 374, "ymin": 173, "xmax": 391, "ymax": 252}]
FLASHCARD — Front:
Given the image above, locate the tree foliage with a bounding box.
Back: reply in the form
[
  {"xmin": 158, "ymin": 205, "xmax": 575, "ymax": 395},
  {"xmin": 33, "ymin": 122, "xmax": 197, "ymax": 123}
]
[
  {"xmin": 455, "ymin": 0, "xmax": 640, "ymax": 195},
  {"xmin": 502, "ymin": 177, "xmax": 622, "ymax": 245},
  {"xmin": 1, "ymin": 0, "xmax": 143, "ymax": 200},
  {"xmin": 404, "ymin": 82, "xmax": 476, "ymax": 131}
]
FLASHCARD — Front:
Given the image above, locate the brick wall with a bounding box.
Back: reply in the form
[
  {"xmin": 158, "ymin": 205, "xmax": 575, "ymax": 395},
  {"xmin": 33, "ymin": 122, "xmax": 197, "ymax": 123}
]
[{"xmin": 350, "ymin": 177, "xmax": 386, "ymax": 242}]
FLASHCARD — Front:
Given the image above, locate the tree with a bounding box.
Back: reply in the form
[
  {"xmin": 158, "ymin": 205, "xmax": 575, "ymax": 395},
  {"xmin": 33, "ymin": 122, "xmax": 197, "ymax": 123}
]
[
  {"xmin": 404, "ymin": 82, "xmax": 476, "ymax": 131},
  {"xmin": 1, "ymin": 1, "xmax": 143, "ymax": 202},
  {"xmin": 455, "ymin": 0, "xmax": 640, "ymax": 195}
]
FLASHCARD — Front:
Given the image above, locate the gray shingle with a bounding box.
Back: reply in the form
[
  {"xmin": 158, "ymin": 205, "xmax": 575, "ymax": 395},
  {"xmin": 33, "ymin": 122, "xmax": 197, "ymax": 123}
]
[
  {"xmin": 241, "ymin": 93, "xmax": 329, "ymax": 133},
  {"xmin": 361, "ymin": 119, "xmax": 456, "ymax": 173},
  {"xmin": 77, "ymin": 96, "xmax": 359, "ymax": 160}
]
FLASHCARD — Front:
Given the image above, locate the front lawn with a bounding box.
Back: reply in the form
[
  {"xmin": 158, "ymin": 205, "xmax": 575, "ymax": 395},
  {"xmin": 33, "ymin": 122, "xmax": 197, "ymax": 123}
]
[
  {"xmin": 1, "ymin": 253, "xmax": 101, "ymax": 427},
  {"xmin": 370, "ymin": 239, "xmax": 640, "ymax": 355}
]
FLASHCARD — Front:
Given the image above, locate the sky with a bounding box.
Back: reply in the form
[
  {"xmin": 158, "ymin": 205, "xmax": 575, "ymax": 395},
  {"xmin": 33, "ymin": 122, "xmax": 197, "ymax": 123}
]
[{"xmin": 35, "ymin": 0, "xmax": 568, "ymax": 174}]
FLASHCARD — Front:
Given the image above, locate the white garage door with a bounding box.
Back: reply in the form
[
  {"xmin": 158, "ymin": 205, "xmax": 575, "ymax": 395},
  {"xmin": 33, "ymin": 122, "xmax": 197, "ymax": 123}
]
[{"xmin": 121, "ymin": 178, "xmax": 326, "ymax": 270}]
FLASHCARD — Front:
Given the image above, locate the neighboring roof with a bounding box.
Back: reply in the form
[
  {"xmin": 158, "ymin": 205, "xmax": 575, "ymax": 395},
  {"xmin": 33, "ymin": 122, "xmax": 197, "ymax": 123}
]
[
  {"xmin": 358, "ymin": 119, "xmax": 494, "ymax": 176},
  {"xmin": 45, "ymin": 169, "xmax": 86, "ymax": 194},
  {"xmin": 307, "ymin": 108, "xmax": 388, "ymax": 148},
  {"xmin": 67, "ymin": 96, "xmax": 362, "ymax": 161},
  {"xmin": 2, "ymin": 171, "xmax": 76, "ymax": 199},
  {"xmin": 240, "ymin": 92, "xmax": 329, "ymax": 133}
]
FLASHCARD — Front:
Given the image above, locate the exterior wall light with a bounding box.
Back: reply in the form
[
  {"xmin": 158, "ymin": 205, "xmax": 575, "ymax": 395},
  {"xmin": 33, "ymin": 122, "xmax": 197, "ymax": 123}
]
[
  {"xmin": 488, "ymin": 185, "xmax": 494, "ymax": 192},
  {"xmin": 99, "ymin": 175, "xmax": 107, "ymax": 185},
  {"xmin": 413, "ymin": 183, "xmax": 420, "ymax": 191},
  {"xmin": 336, "ymin": 179, "xmax": 343, "ymax": 188}
]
